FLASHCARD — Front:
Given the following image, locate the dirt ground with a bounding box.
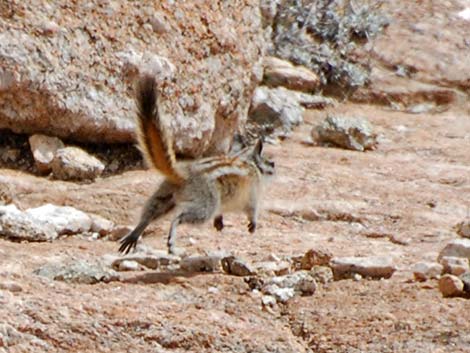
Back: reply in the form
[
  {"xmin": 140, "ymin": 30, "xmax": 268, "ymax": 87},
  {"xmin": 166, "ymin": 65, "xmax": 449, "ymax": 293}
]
[{"xmin": 1, "ymin": 100, "xmax": 470, "ymax": 352}]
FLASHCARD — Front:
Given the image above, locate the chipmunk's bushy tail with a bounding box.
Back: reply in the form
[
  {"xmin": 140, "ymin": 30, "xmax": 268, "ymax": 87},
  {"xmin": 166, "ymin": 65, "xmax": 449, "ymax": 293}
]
[{"xmin": 135, "ymin": 75, "xmax": 185, "ymax": 185}]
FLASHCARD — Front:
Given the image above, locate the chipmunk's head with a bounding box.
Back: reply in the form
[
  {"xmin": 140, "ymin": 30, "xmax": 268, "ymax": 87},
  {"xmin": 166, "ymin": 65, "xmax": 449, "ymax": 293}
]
[
  {"xmin": 251, "ymin": 139, "xmax": 275, "ymax": 176},
  {"xmin": 230, "ymin": 134, "xmax": 275, "ymax": 176}
]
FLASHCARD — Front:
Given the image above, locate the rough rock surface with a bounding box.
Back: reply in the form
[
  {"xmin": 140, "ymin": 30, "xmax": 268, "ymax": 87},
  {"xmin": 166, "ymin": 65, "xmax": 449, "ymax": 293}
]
[
  {"xmin": 311, "ymin": 116, "xmax": 378, "ymax": 151},
  {"xmin": 0, "ymin": 1, "xmax": 265, "ymax": 156},
  {"xmin": 51, "ymin": 147, "xmax": 105, "ymax": 180}
]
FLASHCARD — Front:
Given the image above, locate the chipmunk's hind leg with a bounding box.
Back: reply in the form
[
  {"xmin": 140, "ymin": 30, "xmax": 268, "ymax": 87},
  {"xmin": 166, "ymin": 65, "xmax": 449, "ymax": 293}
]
[
  {"xmin": 119, "ymin": 181, "xmax": 176, "ymax": 254},
  {"xmin": 167, "ymin": 182, "xmax": 219, "ymax": 254},
  {"xmin": 213, "ymin": 214, "xmax": 224, "ymax": 231},
  {"xmin": 119, "ymin": 223, "xmax": 147, "ymax": 254}
]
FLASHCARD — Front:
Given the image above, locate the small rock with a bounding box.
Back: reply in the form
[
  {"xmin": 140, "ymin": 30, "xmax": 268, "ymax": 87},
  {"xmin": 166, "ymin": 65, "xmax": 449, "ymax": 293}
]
[
  {"xmin": 412, "ymin": 262, "xmax": 443, "ymax": 281},
  {"xmin": 455, "ymin": 221, "xmax": 470, "ymax": 238},
  {"xmin": 439, "ymin": 274, "xmax": 464, "ymax": 298},
  {"xmin": 330, "ymin": 256, "xmax": 396, "ymax": 280},
  {"xmin": 299, "ymin": 248, "xmax": 333, "ymax": 270},
  {"xmin": 311, "ymin": 116, "xmax": 378, "ymax": 151},
  {"xmin": 438, "ymin": 239, "xmax": 470, "ymax": 261},
  {"xmin": 261, "ymin": 294, "xmax": 277, "ymax": 307},
  {"xmin": 118, "ymin": 260, "xmax": 141, "ymax": 272},
  {"xmin": 263, "ymin": 56, "xmax": 320, "ymax": 92},
  {"xmin": 34, "ymin": 260, "xmax": 120, "ymax": 284},
  {"xmin": 89, "ymin": 214, "xmax": 116, "ymax": 237},
  {"xmin": 207, "ymin": 286, "xmax": 219, "ymax": 294},
  {"xmin": 0, "ymin": 281, "xmax": 23, "ymax": 292},
  {"xmin": 264, "ymin": 271, "xmax": 317, "ymax": 296},
  {"xmin": 262, "ymin": 285, "xmax": 295, "ymax": 303},
  {"xmin": 310, "ymin": 266, "xmax": 334, "ymax": 284},
  {"xmin": 149, "ymin": 12, "xmax": 170, "ymax": 34},
  {"xmin": 108, "ymin": 225, "xmax": 133, "ymax": 241},
  {"xmin": 254, "ymin": 260, "xmax": 290, "ymax": 276},
  {"xmin": 249, "ymin": 86, "xmax": 304, "ymax": 137},
  {"xmin": 440, "ymin": 256, "xmax": 469, "ymax": 276},
  {"xmin": 296, "ymin": 92, "xmax": 336, "ymax": 110},
  {"xmin": 39, "ymin": 21, "xmax": 61, "ymax": 36},
  {"xmin": 221, "ymin": 256, "xmax": 255, "ymax": 276},
  {"xmin": 28, "ymin": 134, "xmax": 64, "ymax": 173},
  {"xmin": 51, "ymin": 147, "xmax": 105, "ymax": 180},
  {"xmin": 0, "ymin": 204, "xmax": 57, "ymax": 242},
  {"xmin": 25, "ymin": 204, "xmax": 92, "ymax": 235},
  {"xmin": 180, "ymin": 256, "xmax": 221, "ymax": 273}
]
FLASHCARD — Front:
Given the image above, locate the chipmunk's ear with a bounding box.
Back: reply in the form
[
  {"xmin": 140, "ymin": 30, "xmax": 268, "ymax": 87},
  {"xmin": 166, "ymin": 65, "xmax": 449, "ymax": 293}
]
[{"xmin": 253, "ymin": 138, "xmax": 263, "ymax": 156}]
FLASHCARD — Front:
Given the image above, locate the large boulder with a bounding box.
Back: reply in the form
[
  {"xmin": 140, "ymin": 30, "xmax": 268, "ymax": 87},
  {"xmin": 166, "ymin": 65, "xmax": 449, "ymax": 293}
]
[{"xmin": 0, "ymin": 1, "xmax": 265, "ymax": 156}]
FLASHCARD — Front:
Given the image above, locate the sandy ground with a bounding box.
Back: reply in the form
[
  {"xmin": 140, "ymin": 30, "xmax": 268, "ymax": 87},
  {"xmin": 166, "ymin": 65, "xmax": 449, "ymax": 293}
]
[{"xmin": 1, "ymin": 101, "xmax": 470, "ymax": 352}]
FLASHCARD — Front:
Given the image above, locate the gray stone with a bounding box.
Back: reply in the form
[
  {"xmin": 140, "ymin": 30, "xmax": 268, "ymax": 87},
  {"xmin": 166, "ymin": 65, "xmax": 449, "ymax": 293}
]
[
  {"xmin": 455, "ymin": 221, "xmax": 470, "ymax": 238},
  {"xmin": 0, "ymin": 204, "xmax": 57, "ymax": 242},
  {"xmin": 28, "ymin": 134, "xmax": 64, "ymax": 173},
  {"xmin": 311, "ymin": 116, "xmax": 378, "ymax": 151},
  {"xmin": 221, "ymin": 256, "xmax": 255, "ymax": 276},
  {"xmin": 330, "ymin": 256, "xmax": 396, "ymax": 280},
  {"xmin": 249, "ymin": 86, "xmax": 304, "ymax": 137},
  {"xmin": 25, "ymin": 204, "xmax": 92, "ymax": 236},
  {"xmin": 440, "ymin": 256, "xmax": 469, "ymax": 276},
  {"xmin": 438, "ymin": 239, "xmax": 470, "ymax": 262},
  {"xmin": 180, "ymin": 255, "xmax": 221, "ymax": 273},
  {"xmin": 412, "ymin": 262, "xmax": 443, "ymax": 281},
  {"xmin": 439, "ymin": 274, "xmax": 464, "ymax": 298},
  {"xmin": 51, "ymin": 147, "xmax": 105, "ymax": 180},
  {"xmin": 263, "ymin": 56, "xmax": 320, "ymax": 92},
  {"xmin": 34, "ymin": 260, "xmax": 120, "ymax": 284}
]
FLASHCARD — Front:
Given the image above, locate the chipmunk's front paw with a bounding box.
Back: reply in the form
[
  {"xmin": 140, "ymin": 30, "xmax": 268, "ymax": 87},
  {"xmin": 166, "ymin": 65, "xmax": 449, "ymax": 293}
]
[{"xmin": 248, "ymin": 221, "xmax": 256, "ymax": 233}]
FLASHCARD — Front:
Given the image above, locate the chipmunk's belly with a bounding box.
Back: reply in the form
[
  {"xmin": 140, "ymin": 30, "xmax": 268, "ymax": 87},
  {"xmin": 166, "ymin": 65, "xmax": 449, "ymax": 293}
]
[{"xmin": 218, "ymin": 177, "xmax": 251, "ymax": 213}]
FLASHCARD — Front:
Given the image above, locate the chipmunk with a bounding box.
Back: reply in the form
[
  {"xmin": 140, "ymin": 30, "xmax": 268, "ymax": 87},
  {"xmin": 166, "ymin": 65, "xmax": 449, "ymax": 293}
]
[{"xmin": 119, "ymin": 75, "xmax": 275, "ymax": 255}]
